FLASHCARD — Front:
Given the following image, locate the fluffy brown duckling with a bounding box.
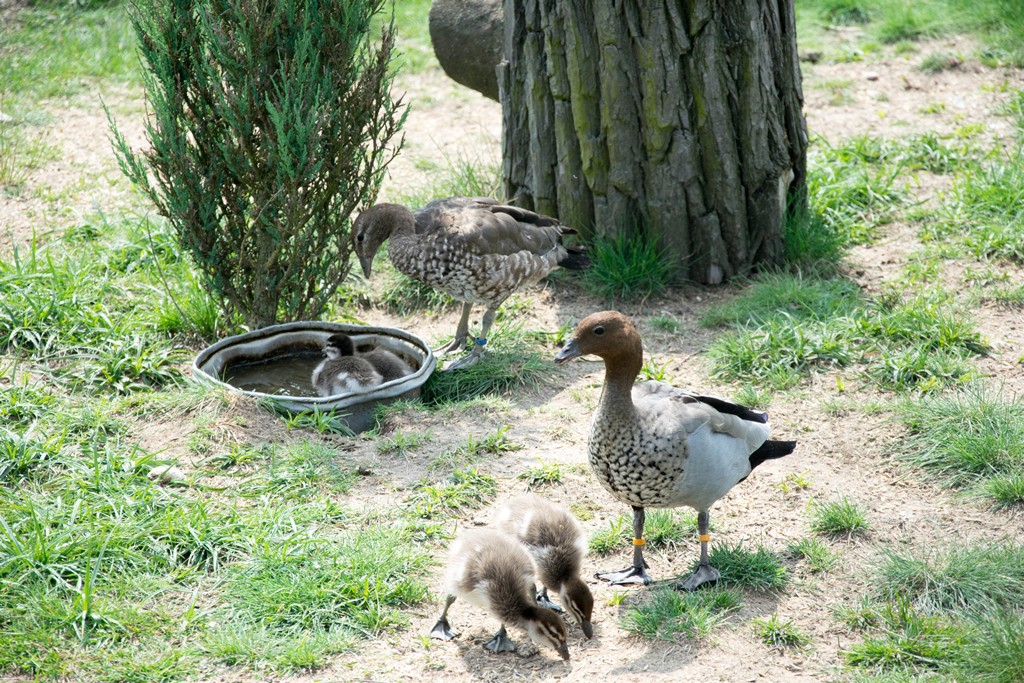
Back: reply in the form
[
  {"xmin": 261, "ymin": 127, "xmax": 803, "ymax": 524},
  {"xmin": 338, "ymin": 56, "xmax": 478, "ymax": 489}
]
[
  {"xmin": 352, "ymin": 197, "xmax": 589, "ymax": 370},
  {"xmin": 554, "ymin": 311, "xmax": 796, "ymax": 590},
  {"xmin": 311, "ymin": 339, "xmax": 382, "ymax": 397},
  {"xmin": 429, "ymin": 528, "xmax": 570, "ymax": 661},
  {"xmin": 324, "ymin": 333, "xmax": 413, "ymax": 383},
  {"xmin": 495, "ymin": 494, "xmax": 594, "ymax": 638}
]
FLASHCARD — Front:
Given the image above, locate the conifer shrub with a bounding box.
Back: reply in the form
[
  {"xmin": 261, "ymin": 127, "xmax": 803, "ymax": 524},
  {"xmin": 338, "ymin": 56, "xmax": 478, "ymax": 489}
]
[{"xmin": 109, "ymin": 0, "xmax": 405, "ymax": 329}]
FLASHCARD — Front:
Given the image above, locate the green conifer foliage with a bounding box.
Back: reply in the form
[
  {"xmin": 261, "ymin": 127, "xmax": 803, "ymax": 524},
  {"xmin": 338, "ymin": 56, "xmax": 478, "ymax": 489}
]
[{"xmin": 109, "ymin": 0, "xmax": 405, "ymax": 329}]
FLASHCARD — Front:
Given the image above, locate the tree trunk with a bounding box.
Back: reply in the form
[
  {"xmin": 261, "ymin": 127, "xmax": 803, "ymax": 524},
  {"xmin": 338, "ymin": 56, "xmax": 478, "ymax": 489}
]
[{"xmin": 498, "ymin": 0, "xmax": 807, "ymax": 284}]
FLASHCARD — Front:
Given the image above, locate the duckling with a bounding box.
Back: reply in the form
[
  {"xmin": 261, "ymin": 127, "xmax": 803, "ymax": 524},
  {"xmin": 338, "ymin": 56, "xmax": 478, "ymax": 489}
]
[
  {"xmin": 429, "ymin": 528, "xmax": 570, "ymax": 661},
  {"xmin": 311, "ymin": 339, "xmax": 383, "ymax": 397},
  {"xmin": 325, "ymin": 333, "xmax": 413, "ymax": 383},
  {"xmin": 554, "ymin": 311, "xmax": 796, "ymax": 590},
  {"xmin": 352, "ymin": 197, "xmax": 589, "ymax": 370},
  {"xmin": 495, "ymin": 494, "xmax": 594, "ymax": 638}
]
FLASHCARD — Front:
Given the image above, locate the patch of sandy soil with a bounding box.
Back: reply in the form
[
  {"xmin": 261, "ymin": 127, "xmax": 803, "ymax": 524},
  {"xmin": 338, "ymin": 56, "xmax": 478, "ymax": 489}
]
[{"xmin": 3, "ymin": 14, "xmax": 1024, "ymax": 683}]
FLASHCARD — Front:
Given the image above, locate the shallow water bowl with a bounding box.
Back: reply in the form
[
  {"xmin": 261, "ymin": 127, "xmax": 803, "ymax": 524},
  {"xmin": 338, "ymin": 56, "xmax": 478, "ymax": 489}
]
[{"xmin": 192, "ymin": 321, "xmax": 436, "ymax": 433}]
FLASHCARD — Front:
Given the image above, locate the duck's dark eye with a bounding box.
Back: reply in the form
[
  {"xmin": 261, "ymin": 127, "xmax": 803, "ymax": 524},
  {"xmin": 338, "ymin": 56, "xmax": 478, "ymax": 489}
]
[
  {"xmin": 593, "ymin": 325, "xmax": 605, "ymax": 335},
  {"xmin": 356, "ymin": 233, "xmax": 365, "ymax": 242}
]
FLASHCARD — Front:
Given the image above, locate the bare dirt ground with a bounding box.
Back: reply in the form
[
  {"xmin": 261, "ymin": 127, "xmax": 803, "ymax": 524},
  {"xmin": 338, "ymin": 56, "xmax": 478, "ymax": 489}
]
[{"xmin": 3, "ymin": 20, "xmax": 1024, "ymax": 683}]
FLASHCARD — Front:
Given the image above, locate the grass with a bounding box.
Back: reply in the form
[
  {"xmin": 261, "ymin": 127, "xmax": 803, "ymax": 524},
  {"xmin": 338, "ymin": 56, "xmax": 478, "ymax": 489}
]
[
  {"xmin": 430, "ymin": 425, "xmax": 521, "ymax": 471},
  {"xmin": 584, "ymin": 231, "xmax": 675, "ymax": 300},
  {"xmin": 706, "ymin": 275, "xmax": 987, "ymax": 391},
  {"xmin": 621, "ymin": 586, "xmax": 741, "ymax": 641},
  {"xmin": 588, "ymin": 510, "xmax": 699, "ymax": 555},
  {"xmin": 420, "ymin": 322, "xmax": 550, "ymax": 406},
  {"xmin": 925, "ymin": 154, "xmax": 1024, "ymax": 263},
  {"xmin": 705, "ymin": 543, "xmax": 789, "ymax": 590},
  {"xmin": 753, "ymin": 613, "xmax": 812, "ymax": 649},
  {"xmin": 519, "ymin": 460, "xmax": 564, "ymax": 488},
  {"xmin": 840, "ymin": 542, "xmax": 1024, "ymax": 681},
  {"xmin": 874, "ymin": 543, "xmax": 1024, "ymax": 614},
  {"xmin": 3, "ymin": 1, "xmax": 1024, "ymax": 680},
  {"xmin": 788, "ymin": 537, "xmax": 841, "ymax": 573},
  {"xmin": 808, "ymin": 496, "xmax": 872, "ymax": 536},
  {"xmin": 894, "ymin": 383, "xmax": 1024, "ymax": 506},
  {"xmin": 409, "ymin": 467, "xmax": 497, "ymax": 518}
]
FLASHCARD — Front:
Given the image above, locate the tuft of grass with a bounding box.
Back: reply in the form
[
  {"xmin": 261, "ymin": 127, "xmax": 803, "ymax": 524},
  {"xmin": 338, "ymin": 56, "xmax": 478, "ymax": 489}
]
[
  {"xmin": 238, "ymin": 441, "xmax": 358, "ymax": 499},
  {"xmin": 753, "ymin": 613, "xmax": 812, "ymax": 649},
  {"xmin": 376, "ymin": 430, "xmax": 433, "ymax": 457},
  {"xmin": 927, "ymin": 155, "xmax": 1024, "ymax": 263},
  {"xmin": 588, "ymin": 510, "xmax": 697, "ymax": 555},
  {"xmin": 584, "ymin": 231, "xmax": 675, "ymax": 300},
  {"xmin": 873, "ymin": 543, "xmax": 1024, "ymax": 614},
  {"xmin": 701, "ymin": 543, "xmax": 788, "ymax": 590},
  {"xmin": 843, "ymin": 596, "xmax": 966, "ymax": 670},
  {"xmin": 709, "ymin": 282, "xmax": 986, "ymax": 392},
  {"xmin": 430, "ymin": 425, "xmax": 521, "ymax": 471},
  {"xmin": 518, "ymin": 461, "xmax": 564, "ymax": 488},
  {"xmin": 808, "ymin": 496, "xmax": 871, "ymax": 536},
  {"xmin": 222, "ymin": 525, "xmax": 430, "ymax": 636},
  {"xmin": 589, "ymin": 516, "xmax": 629, "ymax": 555},
  {"xmin": 775, "ymin": 470, "xmax": 812, "ymax": 494},
  {"xmin": 808, "ymin": 134, "xmax": 910, "ymax": 246},
  {"xmin": 920, "ymin": 51, "xmax": 962, "ymax": 73},
  {"xmin": 621, "ymin": 586, "xmax": 741, "ymax": 641},
  {"xmin": 409, "ymin": 467, "xmax": 497, "ymax": 518},
  {"xmin": 701, "ymin": 271, "xmax": 863, "ymax": 328},
  {"xmin": 876, "ymin": 3, "xmax": 945, "ymax": 43},
  {"xmin": 788, "ymin": 537, "xmax": 840, "ymax": 573},
  {"xmin": 953, "ymin": 609, "xmax": 1024, "ymax": 683},
  {"xmin": 648, "ymin": 314, "xmax": 682, "ymax": 333},
  {"xmin": 421, "ymin": 323, "xmax": 549, "ymax": 406},
  {"xmin": 894, "ymin": 383, "xmax": 1024, "ymax": 503},
  {"xmin": 278, "ymin": 408, "xmax": 356, "ymax": 436}
]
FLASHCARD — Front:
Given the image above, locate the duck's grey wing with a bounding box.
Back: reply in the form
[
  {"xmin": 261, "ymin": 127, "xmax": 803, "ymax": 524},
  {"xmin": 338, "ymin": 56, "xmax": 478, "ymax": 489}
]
[{"xmin": 634, "ymin": 381, "xmax": 771, "ymax": 453}]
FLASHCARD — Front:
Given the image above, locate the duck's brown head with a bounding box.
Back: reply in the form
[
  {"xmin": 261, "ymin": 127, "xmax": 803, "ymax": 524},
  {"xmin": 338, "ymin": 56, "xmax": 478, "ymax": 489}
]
[
  {"xmin": 351, "ymin": 203, "xmax": 413, "ymax": 278},
  {"xmin": 554, "ymin": 310, "xmax": 642, "ymax": 367}
]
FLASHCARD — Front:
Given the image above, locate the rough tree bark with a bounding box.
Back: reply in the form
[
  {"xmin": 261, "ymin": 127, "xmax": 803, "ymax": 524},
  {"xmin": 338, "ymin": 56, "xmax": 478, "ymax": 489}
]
[{"xmin": 498, "ymin": 0, "xmax": 808, "ymax": 284}]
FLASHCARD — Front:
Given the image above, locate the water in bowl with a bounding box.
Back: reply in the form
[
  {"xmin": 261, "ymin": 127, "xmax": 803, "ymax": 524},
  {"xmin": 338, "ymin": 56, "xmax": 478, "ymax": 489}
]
[{"xmin": 223, "ymin": 352, "xmax": 322, "ymax": 397}]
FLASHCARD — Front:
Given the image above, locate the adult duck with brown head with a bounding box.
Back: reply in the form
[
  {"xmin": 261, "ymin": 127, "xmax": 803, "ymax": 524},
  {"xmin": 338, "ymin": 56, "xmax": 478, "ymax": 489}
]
[{"xmin": 555, "ymin": 310, "xmax": 796, "ymax": 590}]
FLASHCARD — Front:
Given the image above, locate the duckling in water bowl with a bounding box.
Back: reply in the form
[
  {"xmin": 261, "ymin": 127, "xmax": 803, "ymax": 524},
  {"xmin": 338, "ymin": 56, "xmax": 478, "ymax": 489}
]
[{"xmin": 192, "ymin": 321, "xmax": 436, "ymax": 433}]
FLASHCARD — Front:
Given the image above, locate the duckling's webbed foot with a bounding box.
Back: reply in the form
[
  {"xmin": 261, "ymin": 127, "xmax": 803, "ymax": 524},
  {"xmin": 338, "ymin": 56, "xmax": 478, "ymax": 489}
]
[
  {"xmin": 483, "ymin": 624, "xmax": 516, "ymax": 654},
  {"xmin": 596, "ymin": 563, "xmax": 653, "ymax": 586},
  {"xmin": 676, "ymin": 563, "xmax": 720, "ymax": 592},
  {"xmin": 429, "ymin": 616, "xmax": 457, "ymax": 640},
  {"xmin": 535, "ymin": 586, "xmax": 564, "ymax": 612},
  {"xmin": 430, "ymin": 594, "xmax": 458, "ymax": 640}
]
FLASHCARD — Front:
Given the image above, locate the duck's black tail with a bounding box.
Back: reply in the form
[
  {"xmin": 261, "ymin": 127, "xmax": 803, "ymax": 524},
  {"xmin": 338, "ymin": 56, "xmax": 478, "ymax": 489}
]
[
  {"xmin": 558, "ymin": 245, "xmax": 590, "ymax": 270},
  {"xmin": 749, "ymin": 440, "xmax": 797, "ymax": 470}
]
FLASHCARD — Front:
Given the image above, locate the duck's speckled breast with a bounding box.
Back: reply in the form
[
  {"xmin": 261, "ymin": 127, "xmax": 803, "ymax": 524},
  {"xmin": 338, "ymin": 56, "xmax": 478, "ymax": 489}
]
[{"xmin": 587, "ymin": 413, "xmax": 689, "ymax": 508}]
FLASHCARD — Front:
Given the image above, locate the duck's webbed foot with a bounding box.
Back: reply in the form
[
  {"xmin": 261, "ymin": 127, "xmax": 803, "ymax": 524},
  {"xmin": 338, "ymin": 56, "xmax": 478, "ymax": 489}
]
[
  {"xmin": 434, "ymin": 335, "xmax": 468, "ymax": 356},
  {"xmin": 676, "ymin": 563, "xmax": 720, "ymax": 592},
  {"xmin": 483, "ymin": 624, "xmax": 516, "ymax": 654},
  {"xmin": 596, "ymin": 563, "xmax": 652, "ymax": 586},
  {"xmin": 442, "ymin": 341, "xmax": 485, "ymax": 371},
  {"xmin": 429, "ymin": 616, "xmax": 457, "ymax": 640}
]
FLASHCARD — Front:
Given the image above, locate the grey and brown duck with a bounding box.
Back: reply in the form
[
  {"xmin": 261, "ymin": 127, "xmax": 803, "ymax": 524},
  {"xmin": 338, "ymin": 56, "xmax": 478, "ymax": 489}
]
[
  {"xmin": 352, "ymin": 197, "xmax": 589, "ymax": 370},
  {"xmin": 554, "ymin": 311, "xmax": 796, "ymax": 590},
  {"xmin": 311, "ymin": 338, "xmax": 382, "ymax": 397},
  {"xmin": 429, "ymin": 528, "xmax": 570, "ymax": 661},
  {"xmin": 324, "ymin": 333, "xmax": 413, "ymax": 383},
  {"xmin": 495, "ymin": 494, "xmax": 594, "ymax": 638}
]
